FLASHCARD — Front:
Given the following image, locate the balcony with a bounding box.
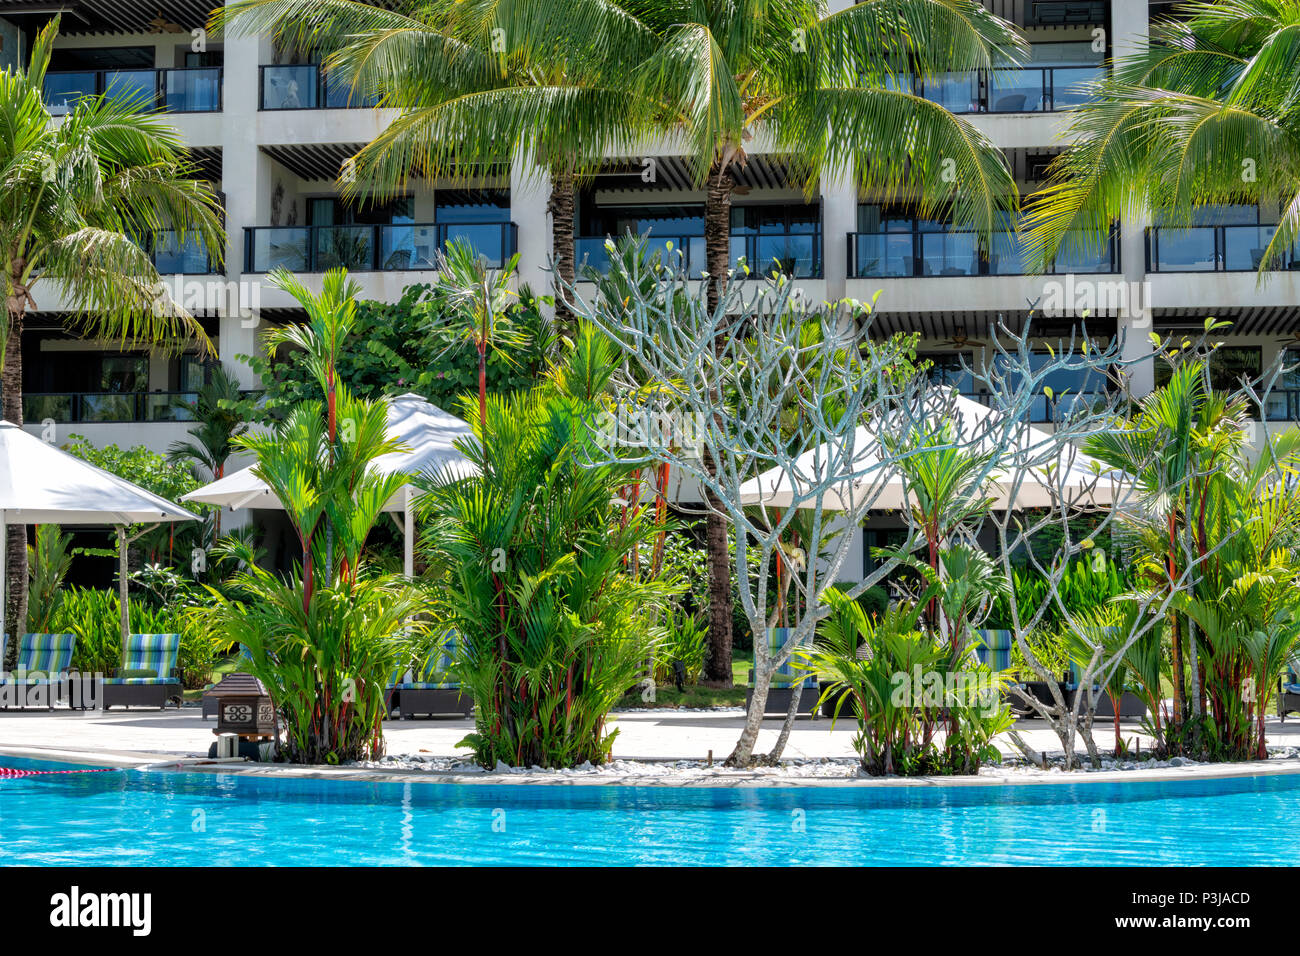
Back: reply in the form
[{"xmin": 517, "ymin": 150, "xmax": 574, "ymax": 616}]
[
  {"xmin": 43, "ymin": 68, "xmax": 223, "ymax": 114},
  {"xmin": 23, "ymin": 391, "xmax": 202, "ymax": 425},
  {"xmin": 848, "ymin": 229, "xmax": 1118, "ymax": 278},
  {"xmin": 1145, "ymin": 225, "xmax": 1299, "ymax": 272},
  {"xmin": 147, "ymin": 231, "xmax": 219, "ymax": 275},
  {"xmin": 243, "ymin": 222, "xmax": 518, "ymax": 273},
  {"xmin": 916, "ymin": 64, "xmax": 1105, "ymax": 114},
  {"xmin": 575, "ymin": 230, "xmax": 824, "ymax": 279},
  {"xmin": 259, "ymin": 65, "xmax": 379, "ymax": 110}
]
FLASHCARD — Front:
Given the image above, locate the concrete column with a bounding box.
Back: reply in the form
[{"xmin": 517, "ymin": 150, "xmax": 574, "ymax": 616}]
[
  {"xmin": 821, "ymin": 166, "xmax": 857, "ymax": 303},
  {"xmin": 510, "ymin": 157, "xmax": 553, "ymax": 307},
  {"xmin": 218, "ymin": 21, "xmax": 274, "ymax": 389},
  {"xmin": 1111, "ymin": 0, "xmax": 1155, "ymax": 398}
]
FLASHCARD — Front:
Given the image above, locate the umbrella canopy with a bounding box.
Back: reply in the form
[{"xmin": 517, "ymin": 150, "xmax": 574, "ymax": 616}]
[
  {"xmin": 181, "ymin": 393, "xmax": 478, "ymax": 577},
  {"xmin": 739, "ymin": 394, "xmax": 1120, "ymax": 511},
  {"xmin": 182, "ymin": 393, "xmax": 478, "ymax": 513},
  {"xmin": 0, "ymin": 420, "xmax": 198, "ymax": 649},
  {"xmin": 0, "ymin": 420, "xmax": 199, "ymax": 524}
]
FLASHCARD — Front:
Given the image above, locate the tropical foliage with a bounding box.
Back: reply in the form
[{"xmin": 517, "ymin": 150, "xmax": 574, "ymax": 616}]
[
  {"xmin": 1086, "ymin": 357, "xmax": 1300, "ymax": 760},
  {"xmin": 198, "ymin": 270, "xmax": 425, "ymax": 763},
  {"xmin": 801, "ymin": 590, "xmax": 1012, "ymax": 775},
  {"xmin": 1024, "ymin": 0, "xmax": 1300, "ymax": 272},
  {"xmin": 418, "ymin": 335, "xmax": 679, "ymax": 768},
  {"xmin": 245, "ymin": 282, "xmax": 553, "ymax": 418},
  {"xmin": 0, "ymin": 15, "xmax": 223, "ymax": 639}
]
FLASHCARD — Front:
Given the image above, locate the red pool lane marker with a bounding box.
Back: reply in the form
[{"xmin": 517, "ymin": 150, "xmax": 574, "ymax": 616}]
[{"xmin": 0, "ymin": 767, "xmax": 119, "ymax": 779}]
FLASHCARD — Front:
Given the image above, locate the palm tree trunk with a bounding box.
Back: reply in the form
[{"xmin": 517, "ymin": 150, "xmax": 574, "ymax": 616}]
[
  {"xmin": 548, "ymin": 165, "xmax": 577, "ymax": 338},
  {"xmin": 702, "ymin": 157, "xmax": 736, "ymax": 685},
  {"xmin": 3, "ymin": 296, "xmax": 26, "ymax": 663}
]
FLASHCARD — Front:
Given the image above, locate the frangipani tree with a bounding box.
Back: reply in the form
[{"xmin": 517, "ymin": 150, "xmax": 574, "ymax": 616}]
[{"xmin": 567, "ymin": 247, "xmax": 1137, "ymax": 766}]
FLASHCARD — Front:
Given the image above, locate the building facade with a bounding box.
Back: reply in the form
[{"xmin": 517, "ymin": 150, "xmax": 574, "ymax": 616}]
[{"xmin": 2, "ymin": 0, "xmax": 1295, "ymax": 552}]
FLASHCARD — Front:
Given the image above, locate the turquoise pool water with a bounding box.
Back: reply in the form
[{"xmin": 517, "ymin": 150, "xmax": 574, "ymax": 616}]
[{"xmin": 0, "ymin": 756, "xmax": 1294, "ymax": 866}]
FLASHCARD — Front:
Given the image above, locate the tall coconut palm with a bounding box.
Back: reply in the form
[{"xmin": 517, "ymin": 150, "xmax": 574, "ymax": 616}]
[
  {"xmin": 0, "ymin": 18, "xmax": 225, "ymax": 639},
  {"xmin": 1023, "ymin": 0, "xmax": 1300, "ymax": 272},
  {"xmin": 218, "ymin": 0, "xmax": 1025, "ymax": 683},
  {"xmin": 455, "ymin": 0, "xmax": 1025, "ymax": 684},
  {"xmin": 214, "ymin": 0, "xmax": 653, "ymax": 335}
]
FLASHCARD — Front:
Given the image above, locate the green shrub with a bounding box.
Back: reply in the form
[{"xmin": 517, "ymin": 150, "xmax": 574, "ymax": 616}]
[
  {"xmin": 51, "ymin": 587, "xmax": 220, "ymax": 688},
  {"xmin": 654, "ymin": 611, "xmax": 708, "ymax": 685},
  {"xmin": 422, "ymin": 389, "xmax": 679, "ymax": 768},
  {"xmin": 803, "ymin": 590, "xmax": 1013, "ymax": 776}
]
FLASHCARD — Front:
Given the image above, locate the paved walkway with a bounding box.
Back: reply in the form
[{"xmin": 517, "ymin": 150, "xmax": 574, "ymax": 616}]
[{"xmin": 5, "ymin": 704, "xmax": 1299, "ymax": 764}]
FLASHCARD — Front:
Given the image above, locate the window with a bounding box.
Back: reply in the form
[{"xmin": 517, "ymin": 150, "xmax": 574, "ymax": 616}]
[
  {"xmin": 99, "ymin": 355, "xmax": 148, "ymax": 393},
  {"xmin": 919, "ymin": 352, "xmax": 974, "ymax": 393},
  {"xmin": 436, "ymin": 190, "xmax": 510, "ymax": 223},
  {"xmin": 1154, "ymin": 346, "xmax": 1262, "ymax": 392},
  {"xmin": 995, "ymin": 350, "xmax": 1115, "ymax": 421}
]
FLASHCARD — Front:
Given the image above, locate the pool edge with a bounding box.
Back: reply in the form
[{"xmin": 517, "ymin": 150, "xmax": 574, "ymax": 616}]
[{"xmin": 7, "ymin": 745, "xmax": 1300, "ymax": 789}]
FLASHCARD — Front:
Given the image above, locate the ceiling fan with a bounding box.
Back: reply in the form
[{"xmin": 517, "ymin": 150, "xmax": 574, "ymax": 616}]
[
  {"xmin": 147, "ymin": 12, "xmax": 186, "ymax": 34},
  {"xmin": 941, "ymin": 327, "xmax": 986, "ymax": 350}
]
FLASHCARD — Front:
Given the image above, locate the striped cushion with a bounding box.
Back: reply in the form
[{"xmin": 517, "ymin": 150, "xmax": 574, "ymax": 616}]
[
  {"xmin": 973, "ymin": 630, "xmax": 1013, "ymax": 671},
  {"xmin": 17, "ymin": 633, "xmax": 75, "ymax": 675},
  {"xmin": 117, "ymin": 633, "xmax": 180, "ymax": 685},
  {"xmin": 761, "ymin": 627, "xmax": 817, "ymax": 689}
]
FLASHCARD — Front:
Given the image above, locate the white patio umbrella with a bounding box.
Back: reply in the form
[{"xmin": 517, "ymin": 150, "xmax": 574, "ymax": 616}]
[
  {"xmin": 739, "ymin": 393, "xmax": 1121, "ymax": 512},
  {"xmin": 182, "ymin": 393, "xmax": 479, "ymax": 576},
  {"xmin": 0, "ymin": 420, "xmax": 199, "ymax": 645}
]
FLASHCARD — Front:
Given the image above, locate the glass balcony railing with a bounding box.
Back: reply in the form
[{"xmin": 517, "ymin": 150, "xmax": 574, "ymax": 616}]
[
  {"xmin": 917, "ymin": 64, "xmax": 1105, "ymax": 114},
  {"xmin": 576, "ymin": 231, "xmax": 823, "ymax": 279},
  {"xmin": 43, "ymin": 68, "xmax": 222, "ymax": 114},
  {"xmin": 848, "ymin": 230, "xmax": 1118, "ymax": 278},
  {"xmin": 147, "ymin": 231, "xmax": 219, "ymax": 275},
  {"xmin": 244, "ymin": 222, "xmax": 518, "ymax": 273},
  {"xmin": 23, "ymin": 391, "xmax": 201, "ymax": 425},
  {"xmin": 259, "ymin": 64, "xmax": 380, "ymax": 110},
  {"xmin": 1146, "ymin": 225, "xmax": 1300, "ymax": 272}
]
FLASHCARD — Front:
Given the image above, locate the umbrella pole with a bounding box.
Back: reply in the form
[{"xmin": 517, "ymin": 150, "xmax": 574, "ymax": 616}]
[
  {"xmin": 404, "ymin": 486, "xmax": 414, "ymax": 580},
  {"xmin": 117, "ymin": 526, "xmax": 129, "ymax": 648}
]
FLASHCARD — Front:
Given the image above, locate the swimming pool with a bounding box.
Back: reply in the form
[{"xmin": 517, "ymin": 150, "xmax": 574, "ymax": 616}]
[{"xmin": 0, "ymin": 756, "xmax": 1294, "ymax": 866}]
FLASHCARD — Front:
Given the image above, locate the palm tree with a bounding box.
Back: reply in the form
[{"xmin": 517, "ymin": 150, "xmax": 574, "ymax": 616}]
[
  {"xmin": 218, "ymin": 0, "xmax": 1025, "ymax": 683},
  {"xmin": 214, "ymin": 0, "xmax": 652, "ymax": 335},
  {"xmin": 168, "ymin": 366, "xmax": 258, "ymax": 541},
  {"xmin": 504, "ymin": 0, "xmax": 1022, "ymax": 682},
  {"xmin": 427, "ymin": 239, "xmax": 524, "ymax": 430},
  {"xmin": 1023, "ymin": 0, "xmax": 1300, "ymax": 272},
  {"xmin": 0, "ymin": 18, "xmax": 225, "ymax": 638}
]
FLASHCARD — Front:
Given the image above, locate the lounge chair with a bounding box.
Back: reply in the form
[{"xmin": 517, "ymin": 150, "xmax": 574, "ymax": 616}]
[
  {"xmin": 0, "ymin": 633, "xmax": 76, "ymax": 710},
  {"xmin": 1063, "ymin": 660, "xmax": 1147, "ymax": 718},
  {"xmin": 1278, "ymin": 661, "xmax": 1300, "ymax": 719},
  {"xmin": 747, "ymin": 626, "xmax": 818, "ymax": 718},
  {"xmin": 390, "ymin": 633, "xmax": 473, "ymax": 719},
  {"xmin": 102, "ymin": 633, "xmax": 183, "ymax": 710}
]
